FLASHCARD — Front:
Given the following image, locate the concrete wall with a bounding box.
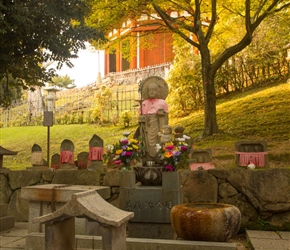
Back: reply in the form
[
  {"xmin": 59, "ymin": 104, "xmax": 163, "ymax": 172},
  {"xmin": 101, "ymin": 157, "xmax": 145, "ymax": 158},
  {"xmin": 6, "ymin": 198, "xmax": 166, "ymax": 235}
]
[{"xmin": 1, "ymin": 168, "xmax": 289, "ymax": 231}]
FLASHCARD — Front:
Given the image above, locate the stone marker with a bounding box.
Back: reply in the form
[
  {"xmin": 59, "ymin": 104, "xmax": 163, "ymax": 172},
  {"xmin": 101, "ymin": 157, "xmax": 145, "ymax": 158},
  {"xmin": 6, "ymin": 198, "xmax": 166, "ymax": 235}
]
[
  {"xmin": 31, "ymin": 144, "xmax": 43, "ymax": 166},
  {"xmin": 189, "ymin": 149, "xmax": 215, "ymax": 170},
  {"xmin": 235, "ymin": 141, "xmax": 268, "ymax": 167},
  {"xmin": 60, "ymin": 139, "xmax": 75, "ymax": 169},
  {"xmin": 88, "ymin": 134, "xmax": 104, "ymax": 171},
  {"xmin": 76, "ymin": 152, "xmax": 89, "ymax": 170},
  {"xmin": 50, "ymin": 153, "xmax": 60, "ymax": 170},
  {"xmin": 27, "ymin": 144, "xmax": 48, "ymax": 171}
]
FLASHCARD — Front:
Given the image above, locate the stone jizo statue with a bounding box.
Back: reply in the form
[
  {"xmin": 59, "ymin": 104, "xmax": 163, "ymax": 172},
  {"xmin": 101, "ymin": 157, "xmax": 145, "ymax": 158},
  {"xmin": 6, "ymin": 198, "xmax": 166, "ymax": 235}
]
[{"xmin": 137, "ymin": 76, "xmax": 169, "ymax": 164}]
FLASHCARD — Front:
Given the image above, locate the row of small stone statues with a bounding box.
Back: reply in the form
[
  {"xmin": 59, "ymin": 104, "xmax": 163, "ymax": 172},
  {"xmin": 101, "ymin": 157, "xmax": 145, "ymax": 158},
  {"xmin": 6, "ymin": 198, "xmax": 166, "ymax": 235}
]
[
  {"xmin": 31, "ymin": 134, "xmax": 104, "ymax": 170},
  {"xmin": 30, "ymin": 132, "xmax": 214, "ymax": 171}
]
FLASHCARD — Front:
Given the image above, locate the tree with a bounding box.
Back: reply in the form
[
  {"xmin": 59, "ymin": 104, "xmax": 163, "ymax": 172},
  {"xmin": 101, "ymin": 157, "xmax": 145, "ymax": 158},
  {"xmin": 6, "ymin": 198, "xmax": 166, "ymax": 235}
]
[
  {"xmin": 52, "ymin": 75, "xmax": 76, "ymax": 89},
  {"xmin": 0, "ymin": 0, "xmax": 104, "ymax": 107},
  {"xmin": 88, "ymin": 0, "xmax": 290, "ymax": 136}
]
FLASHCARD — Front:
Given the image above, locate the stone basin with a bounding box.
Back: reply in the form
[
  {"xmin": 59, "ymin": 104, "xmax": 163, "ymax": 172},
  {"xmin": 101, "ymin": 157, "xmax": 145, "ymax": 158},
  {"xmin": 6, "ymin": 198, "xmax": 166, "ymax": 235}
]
[{"xmin": 170, "ymin": 203, "xmax": 241, "ymax": 242}]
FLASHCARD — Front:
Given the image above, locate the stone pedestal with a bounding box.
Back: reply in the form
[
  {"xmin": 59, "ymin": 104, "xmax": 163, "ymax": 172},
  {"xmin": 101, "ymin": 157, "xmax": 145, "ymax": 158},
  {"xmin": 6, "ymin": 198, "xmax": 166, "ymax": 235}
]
[{"xmin": 119, "ymin": 171, "xmax": 182, "ymax": 239}]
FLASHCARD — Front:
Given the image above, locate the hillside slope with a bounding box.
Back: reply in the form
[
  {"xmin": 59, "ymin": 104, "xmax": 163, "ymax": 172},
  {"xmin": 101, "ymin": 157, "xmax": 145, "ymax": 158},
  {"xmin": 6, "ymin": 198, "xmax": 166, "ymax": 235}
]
[{"xmin": 1, "ymin": 82, "xmax": 289, "ymax": 170}]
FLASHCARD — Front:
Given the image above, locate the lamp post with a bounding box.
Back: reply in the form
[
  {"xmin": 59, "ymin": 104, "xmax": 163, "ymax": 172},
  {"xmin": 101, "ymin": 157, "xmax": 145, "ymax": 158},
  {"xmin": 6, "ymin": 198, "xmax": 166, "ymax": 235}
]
[{"xmin": 43, "ymin": 86, "xmax": 60, "ymax": 167}]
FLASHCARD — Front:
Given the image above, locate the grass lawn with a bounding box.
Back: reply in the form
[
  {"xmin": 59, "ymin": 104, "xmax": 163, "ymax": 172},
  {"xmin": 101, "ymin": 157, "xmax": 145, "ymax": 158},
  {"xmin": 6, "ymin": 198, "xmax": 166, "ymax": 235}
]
[{"xmin": 1, "ymin": 81, "xmax": 290, "ymax": 170}]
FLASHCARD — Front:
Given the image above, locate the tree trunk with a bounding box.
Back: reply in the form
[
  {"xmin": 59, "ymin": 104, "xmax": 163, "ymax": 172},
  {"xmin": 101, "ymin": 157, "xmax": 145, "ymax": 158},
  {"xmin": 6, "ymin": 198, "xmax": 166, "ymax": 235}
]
[{"xmin": 202, "ymin": 60, "xmax": 219, "ymax": 136}]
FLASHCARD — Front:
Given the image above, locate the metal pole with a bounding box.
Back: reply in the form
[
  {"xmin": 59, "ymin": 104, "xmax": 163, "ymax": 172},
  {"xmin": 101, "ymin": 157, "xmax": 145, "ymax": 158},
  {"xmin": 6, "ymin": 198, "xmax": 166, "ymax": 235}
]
[{"xmin": 47, "ymin": 126, "xmax": 50, "ymax": 167}]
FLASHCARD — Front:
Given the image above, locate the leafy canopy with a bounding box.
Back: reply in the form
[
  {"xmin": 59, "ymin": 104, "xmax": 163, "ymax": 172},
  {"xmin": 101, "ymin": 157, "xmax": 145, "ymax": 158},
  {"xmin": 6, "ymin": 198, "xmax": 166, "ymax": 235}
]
[
  {"xmin": 0, "ymin": 0, "xmax": 104, "ymax": 107},
  {"xmin": 87, "ymin": 0, "xmax": 290, "ymax": 136}
]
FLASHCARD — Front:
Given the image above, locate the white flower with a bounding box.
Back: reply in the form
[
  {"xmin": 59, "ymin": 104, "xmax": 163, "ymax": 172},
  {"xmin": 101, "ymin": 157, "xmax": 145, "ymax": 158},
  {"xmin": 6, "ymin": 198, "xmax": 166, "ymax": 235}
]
[
  {"xmin": 183, "ymin": 134, "xmax": 191, "ymax": 140},
  {"xmin": 177, "ymin": 137, "xmax": 186, "ymax": 142},
  {"xmin": 106, "ymin": 144, "xmax": 114, "ymax": 151},
  {"xmin": 155, "ymin": 143, "xmax": 162, "ymax": 151},
  {"xmin": 113, "ymin": 155, "xmax": 120, "ymax": 161},
  {"xmin": 123, "ymin": 131, "xmax": 131, "ymax": 137}
]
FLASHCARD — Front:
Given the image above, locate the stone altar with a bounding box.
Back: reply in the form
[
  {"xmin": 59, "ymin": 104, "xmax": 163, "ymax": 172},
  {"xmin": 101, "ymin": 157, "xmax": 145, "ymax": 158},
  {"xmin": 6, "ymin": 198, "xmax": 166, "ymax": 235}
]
[{"xmin": 119, "ymin": 171, "xmax": 182, "ymax": 239}]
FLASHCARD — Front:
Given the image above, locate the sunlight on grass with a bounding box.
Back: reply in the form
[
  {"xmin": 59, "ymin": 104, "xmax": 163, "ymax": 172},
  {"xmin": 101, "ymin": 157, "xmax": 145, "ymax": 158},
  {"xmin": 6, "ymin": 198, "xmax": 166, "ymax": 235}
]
[{"xmin": 1, "ymin": 82, "xmax": 289, "ymax": 170}]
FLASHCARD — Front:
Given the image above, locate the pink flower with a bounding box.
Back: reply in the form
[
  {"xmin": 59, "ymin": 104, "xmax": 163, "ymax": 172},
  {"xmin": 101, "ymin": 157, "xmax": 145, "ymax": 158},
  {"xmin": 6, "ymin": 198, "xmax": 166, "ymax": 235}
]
[
  {"xmin": 165, "ymin": 145, "xmax": 175, "ymax": 150},
  {"xmin": 121, "ymin": 139, "xmax": 129, "ymax": 145},
  {"xmin": 124, "ymin": 151, "xmax": 133, "ymax": 156},
  {"xmin": 165, "ymin": 165, "xmax": 174, "ymax": 172},
  {"xmin": 114, "ymin": 160, "xmax": 121, "ymax": 165},
  {"xmin": 180, "ymin": 145, "xmax": 188, "ymax": 151}
]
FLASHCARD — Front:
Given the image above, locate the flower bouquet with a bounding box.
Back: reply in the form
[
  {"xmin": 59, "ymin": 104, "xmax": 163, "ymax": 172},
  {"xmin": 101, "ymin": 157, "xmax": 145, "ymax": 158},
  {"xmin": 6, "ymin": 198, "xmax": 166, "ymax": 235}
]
[
  {"xmin": 103, "ymin": 136, "xmax": 143, "ymax": 170},
  {"xmin": 156, "ymin": 136, "xmax": 192, "ymax": 171}
]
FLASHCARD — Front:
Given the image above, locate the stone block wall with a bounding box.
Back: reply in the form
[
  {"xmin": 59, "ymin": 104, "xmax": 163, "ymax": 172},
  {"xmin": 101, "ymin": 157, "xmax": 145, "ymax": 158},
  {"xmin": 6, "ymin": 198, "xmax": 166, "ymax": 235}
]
[{"xmin": 1, "ymin": 168, "xmax": 289, "ymax": 231}]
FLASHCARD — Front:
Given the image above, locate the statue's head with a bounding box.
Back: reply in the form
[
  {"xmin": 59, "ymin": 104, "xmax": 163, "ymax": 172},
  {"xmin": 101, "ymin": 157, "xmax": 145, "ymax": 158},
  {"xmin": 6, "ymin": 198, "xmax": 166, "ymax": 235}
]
[
  {"xmin": 148, "ymin": 82, "xmax": 158, "ymax": 99},
  {"xmin": 140, "ymin": 76, "xmax": 168, "ymax": 100},
  {"xmin": 161, "ymin": 125, "xmax": 172, "ymax": 134}
]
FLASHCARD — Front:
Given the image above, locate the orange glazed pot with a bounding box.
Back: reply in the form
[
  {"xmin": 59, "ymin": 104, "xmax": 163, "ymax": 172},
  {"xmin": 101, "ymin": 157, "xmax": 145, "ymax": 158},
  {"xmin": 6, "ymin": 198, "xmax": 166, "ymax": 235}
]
[{"xmin": 170, "ymin": 203, "xmax": 241, "ymax": 242}]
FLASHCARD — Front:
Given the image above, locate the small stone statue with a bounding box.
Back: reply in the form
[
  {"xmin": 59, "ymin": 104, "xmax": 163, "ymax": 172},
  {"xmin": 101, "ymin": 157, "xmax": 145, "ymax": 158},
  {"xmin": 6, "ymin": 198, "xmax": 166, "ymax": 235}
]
[{"xmin": 158, "ymin": 125, "xmax": 173, "ymax": 145}]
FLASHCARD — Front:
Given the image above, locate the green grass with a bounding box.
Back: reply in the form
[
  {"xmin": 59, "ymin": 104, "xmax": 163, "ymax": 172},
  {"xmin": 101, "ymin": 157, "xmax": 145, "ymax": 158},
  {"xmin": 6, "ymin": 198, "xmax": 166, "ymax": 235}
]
[{"xmin": 1, "ymin": 81, "xmax": 290, "ymax": 170}]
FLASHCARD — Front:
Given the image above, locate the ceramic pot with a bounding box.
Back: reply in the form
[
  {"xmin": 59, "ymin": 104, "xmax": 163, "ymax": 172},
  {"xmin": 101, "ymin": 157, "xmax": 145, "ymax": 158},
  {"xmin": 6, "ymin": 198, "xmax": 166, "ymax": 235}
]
[{"xmin": 170, "ymin": 203, "xmax": 241, "ymax": 242}]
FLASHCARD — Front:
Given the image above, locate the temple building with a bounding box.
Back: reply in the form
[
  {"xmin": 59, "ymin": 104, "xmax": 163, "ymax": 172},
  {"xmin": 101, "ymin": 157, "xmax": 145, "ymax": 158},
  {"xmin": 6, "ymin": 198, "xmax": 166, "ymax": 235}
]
[{"xmin": 104, "ymin": 12, "xmax": 177, "ymax": 75}]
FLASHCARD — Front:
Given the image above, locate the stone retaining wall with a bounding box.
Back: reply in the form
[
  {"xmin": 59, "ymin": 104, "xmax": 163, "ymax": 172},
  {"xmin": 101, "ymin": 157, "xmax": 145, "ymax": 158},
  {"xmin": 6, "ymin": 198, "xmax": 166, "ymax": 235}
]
[{"xmin": 1, "ymin": 168, "xmax": 289, "ymax": 231}]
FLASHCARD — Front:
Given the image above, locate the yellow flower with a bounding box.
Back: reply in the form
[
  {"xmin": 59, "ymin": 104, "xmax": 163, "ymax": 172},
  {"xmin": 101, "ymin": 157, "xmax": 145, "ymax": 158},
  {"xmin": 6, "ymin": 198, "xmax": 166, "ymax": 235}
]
[
  {"xmin": 132, "ymin": 144, "xmax": 139, "ymax": 149},
  {"xmin": 116, "ymin": 149, "xmax": 123, "ymax": 155},
  {"xmin": 130, "ymin": 139, "xmax": 138, "ymax": 144},
  {"xmin": 164, "ymin": 151, "xmax": 173, "ymax": 158},
  {"xmin": 127, "ymin": 147, "xmax": 133, "ymax": 151}
]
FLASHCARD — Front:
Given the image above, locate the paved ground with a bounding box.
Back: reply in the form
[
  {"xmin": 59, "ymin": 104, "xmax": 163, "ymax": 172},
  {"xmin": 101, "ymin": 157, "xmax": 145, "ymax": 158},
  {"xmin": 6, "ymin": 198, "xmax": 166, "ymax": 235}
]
[
  {"xmin": 0, "ymin": 223, "xmax": 27, "ymax": 250},
  {"xmin": 1, "ymin": 222, "xmax": 290, "ymax": 249},
  {"xmin": 246, "ymin": 230, "xmax": 290, "ymax": 250}
]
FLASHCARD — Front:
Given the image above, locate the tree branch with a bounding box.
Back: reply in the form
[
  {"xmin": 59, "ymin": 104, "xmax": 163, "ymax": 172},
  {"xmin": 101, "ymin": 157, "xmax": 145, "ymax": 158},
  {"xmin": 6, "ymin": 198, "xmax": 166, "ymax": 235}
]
[
  {"xmin": 205, "ymin": 0, "xmax": 217, "ymax": 43},
  {"xmin": 153, "ymin": 4, "xmax": 200, "ymax": 49}
]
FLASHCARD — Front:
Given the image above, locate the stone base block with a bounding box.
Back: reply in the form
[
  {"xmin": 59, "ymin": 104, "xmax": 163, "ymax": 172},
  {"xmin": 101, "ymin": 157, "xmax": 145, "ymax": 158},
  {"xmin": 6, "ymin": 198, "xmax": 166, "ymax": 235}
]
[
  {"xmin": 0, "ymin": 216, "xmax": 15, "ymax": 232},
  {"xmin": 127, "ymin": 222, "xmax": 175, "ymax": 239},
  {"xmin": 26, "ymin": 233, "xmax": 236, "ymax": 250}
]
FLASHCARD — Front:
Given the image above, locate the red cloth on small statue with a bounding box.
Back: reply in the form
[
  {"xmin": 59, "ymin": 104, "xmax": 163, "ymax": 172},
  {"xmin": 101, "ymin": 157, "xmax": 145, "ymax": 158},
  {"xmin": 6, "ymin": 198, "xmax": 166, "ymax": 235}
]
[
  {"xmin": 236, "ymin": 152, "xmax": 267, "ymax": 167},
  {"xmin": 60, "ymin": 150, "xmax": 74, "ymax": 165},
  {"xmin": 89, "ymin": 147, "xmax": 103, "ymax": 161}
]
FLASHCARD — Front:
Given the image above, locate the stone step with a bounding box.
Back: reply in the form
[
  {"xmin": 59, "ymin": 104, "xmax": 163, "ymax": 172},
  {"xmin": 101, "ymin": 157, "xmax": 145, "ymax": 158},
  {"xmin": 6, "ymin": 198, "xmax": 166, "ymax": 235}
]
[
  {"xmin": 26, "ymin": 233, "xmax": 237, "ymax": 250},
  {"xmin": 0, "ymin": 216, "xmax": 15, "ymax": 232}
]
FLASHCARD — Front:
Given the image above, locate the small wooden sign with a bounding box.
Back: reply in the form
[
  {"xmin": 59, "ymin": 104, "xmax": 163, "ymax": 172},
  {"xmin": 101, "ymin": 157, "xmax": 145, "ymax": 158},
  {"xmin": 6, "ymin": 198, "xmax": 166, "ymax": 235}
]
[{"xmin": 43, "ymin": 111, "xmax": 53, "ymax": 126}]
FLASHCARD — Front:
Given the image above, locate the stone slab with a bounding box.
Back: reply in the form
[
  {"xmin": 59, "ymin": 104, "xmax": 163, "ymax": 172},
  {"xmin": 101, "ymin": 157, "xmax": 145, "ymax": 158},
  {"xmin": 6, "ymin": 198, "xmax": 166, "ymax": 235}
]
[
  {"xmin": 246, "ymin": 230, "xmax": 290, "ymax": 250},
  {"xmin": 21, "ymin": 184, "xmax": 111, "ymax": 202},
  {"xmin": 0, "ymin": 235, "xmax": 25, "ymax": 247},
  {"xmin": 26, "ymin": 233, "xmax": 237, "ymax": 250},
  {"xmin": 127, "ymin": 222, "xmax": 174, "ymax": 239}
]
